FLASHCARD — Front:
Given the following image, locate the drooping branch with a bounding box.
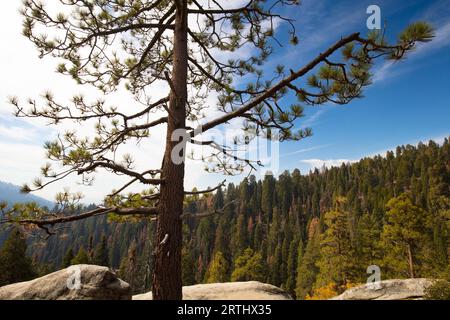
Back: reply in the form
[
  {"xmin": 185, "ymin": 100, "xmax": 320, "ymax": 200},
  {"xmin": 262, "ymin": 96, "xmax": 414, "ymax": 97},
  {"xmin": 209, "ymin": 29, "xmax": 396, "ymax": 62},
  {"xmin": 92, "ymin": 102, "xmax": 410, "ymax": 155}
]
[
  {"xmin": 0, "ymin": 205, "xmax": 159, "ymax": 237},
  {"xmin": 77, "ymin": 162, "xmax": 164, "ymax": 185}
]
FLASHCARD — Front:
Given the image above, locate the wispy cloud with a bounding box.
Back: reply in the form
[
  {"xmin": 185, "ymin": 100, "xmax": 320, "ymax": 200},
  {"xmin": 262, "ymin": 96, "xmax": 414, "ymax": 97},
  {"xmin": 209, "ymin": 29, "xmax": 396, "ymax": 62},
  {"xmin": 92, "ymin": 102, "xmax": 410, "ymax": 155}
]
[
  {"xmin": 283, "ymin": 144, "xmax": 331, "ymax": 156},
  {"xmin": 301, "ymin": 108, "xmax": 329, "ymax": 127},
  {"xmin": 373, "ymin": 18, "xmax": 450, "ymax": 83},
  {"xmin": 414, "ymin": 21, "xmax": 450, "ymax": 55},
  {"xmin": 372, "ymin": 61, "xmax": 395, "ymax": 83}
]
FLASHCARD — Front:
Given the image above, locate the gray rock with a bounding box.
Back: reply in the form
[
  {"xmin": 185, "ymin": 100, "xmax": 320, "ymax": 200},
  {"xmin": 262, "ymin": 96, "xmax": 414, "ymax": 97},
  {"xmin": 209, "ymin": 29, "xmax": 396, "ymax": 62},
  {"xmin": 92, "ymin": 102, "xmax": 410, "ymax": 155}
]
[
  {"xmin": 330, "ymin": 278, "xmax": 433, "ymax": 300},
  {"xmin": 0, "ymin": 264, "xmax": 131, "ymax": 300},
  {"xmin": 133, "ymin": 281, "xmax": 292, "ymax": 300}
]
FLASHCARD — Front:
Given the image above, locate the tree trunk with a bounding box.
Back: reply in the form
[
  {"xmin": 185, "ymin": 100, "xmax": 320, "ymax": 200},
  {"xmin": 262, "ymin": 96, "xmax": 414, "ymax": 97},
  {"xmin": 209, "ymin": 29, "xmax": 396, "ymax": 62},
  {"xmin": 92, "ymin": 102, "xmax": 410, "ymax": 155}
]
[
  {"xmin": 152, "ymin": 0, "xmax": 188, "ymax": 300},
  {"xmin": 407, "ymin": 243, "xmax": 415, "ymax": 279}
]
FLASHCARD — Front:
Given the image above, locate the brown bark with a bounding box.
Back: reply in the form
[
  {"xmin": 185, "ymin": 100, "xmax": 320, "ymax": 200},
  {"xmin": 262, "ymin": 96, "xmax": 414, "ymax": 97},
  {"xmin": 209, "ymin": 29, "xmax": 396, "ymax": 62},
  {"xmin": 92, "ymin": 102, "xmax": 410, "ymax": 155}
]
[{"xmin": 152, "ymin": 0, "xmax": 188, "ymax": 300}]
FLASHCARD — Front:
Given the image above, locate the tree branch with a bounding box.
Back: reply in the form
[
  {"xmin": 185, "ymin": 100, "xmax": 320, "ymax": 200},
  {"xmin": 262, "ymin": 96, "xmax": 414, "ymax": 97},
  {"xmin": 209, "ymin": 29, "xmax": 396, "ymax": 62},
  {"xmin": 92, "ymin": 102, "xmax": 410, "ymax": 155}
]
[
  {"xmin": 190, "ymin": 32, "xmax": 362, "ymax": 136},
  {"xmin": 180, "ymin": 200, "xmax": 237, "ymax": 219}
]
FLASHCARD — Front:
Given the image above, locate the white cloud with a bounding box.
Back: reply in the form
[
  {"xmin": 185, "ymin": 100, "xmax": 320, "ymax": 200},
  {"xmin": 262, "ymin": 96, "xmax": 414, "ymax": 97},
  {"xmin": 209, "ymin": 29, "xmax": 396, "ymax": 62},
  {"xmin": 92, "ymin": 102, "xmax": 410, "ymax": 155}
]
[
  {"xmin": 372, "ymin": 61, "xmax": 395, "ymax": 83},
  {"xmin": 301, "ymin": 108, "xmax": 329, "ymax": 127},
  {"xmin": 300, "ymin": 158, "xmax": 356, "ymax": 170},
  {"xmin": 373, "ymin": 20, "xmax": 450, "ymax": 83},
  {"xmin": 414, "ymin": 21, "xmax": 450, "ymax": 55},
  {"xmin": 0, "ymin": 125, "xmax": 35, "ymax": 142}
]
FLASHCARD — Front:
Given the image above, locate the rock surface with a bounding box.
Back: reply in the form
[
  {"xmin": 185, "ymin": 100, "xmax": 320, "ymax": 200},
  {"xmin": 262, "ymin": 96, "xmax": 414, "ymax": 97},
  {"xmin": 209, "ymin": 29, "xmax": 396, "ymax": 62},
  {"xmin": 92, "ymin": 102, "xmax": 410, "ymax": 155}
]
[
  {"xmin": 133, "ymin": 281, "xmax": 292, "ymax": 300},
  {"xmin": 330, "ymin": 278, "xmax": 433, "ymax": 300},
  {"xmin": 0, "ymin": 264, "xmax": 131, "ymax": 300}
]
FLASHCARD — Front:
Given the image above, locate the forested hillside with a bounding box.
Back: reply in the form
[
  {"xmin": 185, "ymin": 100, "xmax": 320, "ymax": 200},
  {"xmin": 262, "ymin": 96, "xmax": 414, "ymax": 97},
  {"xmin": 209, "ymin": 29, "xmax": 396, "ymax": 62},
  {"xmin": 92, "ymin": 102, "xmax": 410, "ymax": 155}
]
[{"xmin": 2, "ymin": 138, "xmax": 449, "ymax": 298}]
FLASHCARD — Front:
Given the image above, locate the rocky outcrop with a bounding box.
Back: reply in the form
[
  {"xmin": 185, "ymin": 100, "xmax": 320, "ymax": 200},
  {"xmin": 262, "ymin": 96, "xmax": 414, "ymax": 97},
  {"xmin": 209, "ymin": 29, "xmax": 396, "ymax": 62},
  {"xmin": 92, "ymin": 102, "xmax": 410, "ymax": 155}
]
[
  {"xmin": 0, "ymin": 264, "xmax": 131, "ymax": 300},
  {"xmin": 331, "ymin": 278, "xmax": 433, "ymax": 300},
  {"xmin": 133, "ymin": 281, "xmax": 292, "ymax": 300}
]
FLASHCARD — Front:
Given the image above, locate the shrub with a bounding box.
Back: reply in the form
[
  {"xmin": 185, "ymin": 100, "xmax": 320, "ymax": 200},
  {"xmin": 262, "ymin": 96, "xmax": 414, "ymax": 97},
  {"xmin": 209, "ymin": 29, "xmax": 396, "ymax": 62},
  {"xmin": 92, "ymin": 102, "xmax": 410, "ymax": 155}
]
[{"xmin": 424, "ymin": 280, "xmax": 450, "ymax": 300}]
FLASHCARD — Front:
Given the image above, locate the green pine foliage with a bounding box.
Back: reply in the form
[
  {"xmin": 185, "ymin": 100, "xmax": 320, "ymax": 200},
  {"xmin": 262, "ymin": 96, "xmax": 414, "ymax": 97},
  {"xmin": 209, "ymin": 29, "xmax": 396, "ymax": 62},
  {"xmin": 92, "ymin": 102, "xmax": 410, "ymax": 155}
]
[
  {"xmin": 231, "ymin": 248, "xmax": 266, "ymax": 282},
  {"xmin": 295, "ymin": 221, "xmax": 321, "ymax": 299},
  {"xmin": 0, "ymin": 229, "xmax": 36, "ymax": 286},
  {"xmin": 205, "ymin": 251, "xmax": 229, "ymax": 283},
  {"xmin": 118, "ymin": 240, "xmax": 142, "ymax": 294},
  {"xmin": 315, "ymin": 198, "xmax": 359, "ymax": 289},
  {"xmin": 380, "ymin": 193, "xmax": 432, "ymax": 278},
  {"xmin": 71, "ymin": 246, "xmax": 91, "ymax": 265},
  {"xmin": 93, "ymin": 235, "xmax": 109, "ymax": 267},
  {"xmin": 62, "ymin": 248, "xmax": 74, "ymax": 268}
]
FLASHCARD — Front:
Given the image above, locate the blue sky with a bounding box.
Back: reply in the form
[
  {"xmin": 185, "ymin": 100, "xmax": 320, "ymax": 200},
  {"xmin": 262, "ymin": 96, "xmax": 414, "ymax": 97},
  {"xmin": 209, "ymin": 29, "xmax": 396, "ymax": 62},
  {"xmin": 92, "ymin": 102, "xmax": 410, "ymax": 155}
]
[
  {"xmin": 0, "ymin": 0, "xmax": 449, "ymax": 203},
  {"xmin": 269, "ymin": 0, "xmax": 450, "ymax": 173}
]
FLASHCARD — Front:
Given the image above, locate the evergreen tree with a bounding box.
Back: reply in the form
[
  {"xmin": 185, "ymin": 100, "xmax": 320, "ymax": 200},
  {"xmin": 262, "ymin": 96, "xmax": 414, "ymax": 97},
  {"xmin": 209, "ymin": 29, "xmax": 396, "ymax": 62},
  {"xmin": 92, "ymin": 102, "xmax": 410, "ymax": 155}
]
[
  {"xmin": 71, "ymin": 246, "xmax": 91, "ymax": 265},
  {"xmin": 4, "ymin": 0, "xmax": 432, "ymax": 299},
  {"xmin": 295, "ymin": 222, "xmax": 321, "ymax": 299},
  {"xmin": 62, "ymin": 248, "xmax": 74, "ymax": 268},
  {"xmin": 87, "ymin": 235, "xmax": 94, "ymax": 261},
  {"xmin": 234, "ymin": 214, "xmax": 249, "ymax": 256},
  {"xmin": 93, "ymin": 234, "xmax": 109, "ymax": 267},
  {"xmin": 380, "ymin": 193, "xmax": 430, "ymax": 278},
  {"xmin": 205, "ymin": 251, "xmax": 229, "ymax": 283},
  {"xmin": 315, "ymin": 198, "xmax": 358, "ymax": 289},
  {"xmin": 181, "ymin": 246, "xmax": 196, "ymax": 286},
  {"xmin": 231, "ymin": 248, "xmax": 266, "ymax": 282},
  {"xmin": 355, "ymin": 213, "xmax": 382, "ymax": 281},
  {"xmin": 285, "ymin": 236, "xmax": 299, "ymax": 294},
  {"xmin": 0, "ymin": 229, "xmax": 36, "ymax": 286},
  {"xmin": 214, "ymin": 187, "xmax": 225, "ymax": 210},
  {"xmin": 118, "ymin": 240, "xmax": 139, "ymax": 293}
]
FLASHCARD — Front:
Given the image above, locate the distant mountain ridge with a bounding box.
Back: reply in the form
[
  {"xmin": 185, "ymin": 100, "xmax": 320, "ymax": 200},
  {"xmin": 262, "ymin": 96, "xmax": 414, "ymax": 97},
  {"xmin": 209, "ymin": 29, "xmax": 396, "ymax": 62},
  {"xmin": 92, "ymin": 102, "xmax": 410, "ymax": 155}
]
[{"xmin": 0, "ymin": 181, "xmax": 54, "ymax": 208}]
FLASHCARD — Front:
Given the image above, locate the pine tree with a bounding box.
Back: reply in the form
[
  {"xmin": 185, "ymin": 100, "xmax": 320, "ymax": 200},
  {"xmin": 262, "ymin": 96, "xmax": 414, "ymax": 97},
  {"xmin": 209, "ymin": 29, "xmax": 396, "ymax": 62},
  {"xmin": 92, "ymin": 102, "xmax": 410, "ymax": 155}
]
[
  {"xmin": 234, "ymin": 214, "xmax": 249, "ymax": 256},
  {"xmin": 295, "ymin": 222, "xmax": 321, "ymax": 299},
  {"xmin": 261, "ymin": 174, "xmax": 276, "ymax": 220},
  {"xmin": 205, "ymin": 251, "xmax": 229, "ymax": 283},
  {"xmin": 181, "ymin": 246, "xmax": 196, "ymax": 286},
  {"xmin": 315, "ymin": 198, "xmax": 358, "ymax": 289},
  {"xmin": 87, "ymin": 235, "xmax": 94, "ymax": 261},
  {"xmin": 93, "ymin": 234, "xmax": 109, "ymax": 267},
  {"xmin": 118, "ymin": 240, "xmax": 139, "ymax": 293},
  {"xmin": 380, "ymin": 193, "xmax": 431, "ymax": 278},
  {"xmin": 71, "ymin": 246, "xmax": 91, "ymax": 265},
  {"xmin": 355, "ymin": 213, "xmax": 382, "ymax": 281},
  {"xmin": 4, "ymin": 0, "xmax": 433, "ymax": 299},
  {"xmin": 231, "ymin": 248, "xmax": 266, "ymax": 282},
  {"xmin": 0, "ymin": 229, "xmax": 36, "ymax": 286},
  {"xmin": 285, "ymin": 236, "xmax": 299, "ymax": 295},
  {"xmin": 214, "ymin": 187, "xmax": 225, "ymax": 210},
  {"xmin": 62, "ymin": 248, "xmax": 74, "ymax": 268}
]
